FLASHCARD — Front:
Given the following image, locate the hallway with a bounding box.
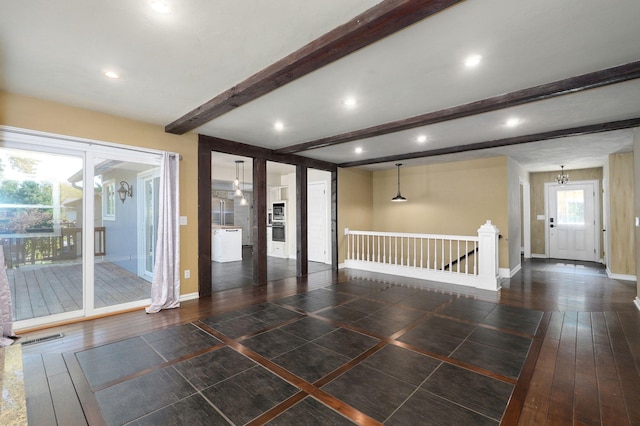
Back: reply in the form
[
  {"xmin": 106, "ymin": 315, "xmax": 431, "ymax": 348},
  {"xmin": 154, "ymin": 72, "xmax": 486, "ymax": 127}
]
[{"xmin": 7, "ymin": 258, "xmax": 640, "ymax": 425}]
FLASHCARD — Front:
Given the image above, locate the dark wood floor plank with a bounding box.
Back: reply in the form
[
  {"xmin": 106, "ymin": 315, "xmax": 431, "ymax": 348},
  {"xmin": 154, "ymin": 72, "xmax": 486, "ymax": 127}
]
[
  {"xmin": 517, "ymin": 311, "xmax": 564, "ymax": 425},
  {"xmin": 617, "ymin": 311, "xmax": 640, "ymax": 374},
  {"xmin": 501, "ymin": 311, "xmax": 552, "ymax": 425},
  {"xmin": 63, "ymin": 352, "xmax": 108, "ymax": 426},
  {"xmin": 22, "ymin": 355, "xmax": 56, "ymax": 426},
  {"xmin": 591, "ymin": 312, "xmax": 630, "ymax": 426},
  {"xmin": 546, "ymin": 311, "xmax": 577, "ymax": 424},
  {"xmin": 47, "ymin": 363, "xmax": 88, "ymax": 426},
  {"xmin": 604, "ymin": 311, "xmax": 640, "ymax": 425},
  {"xmin": 573, "ymin": 311, "xmax": 601, "ymax": 425}
]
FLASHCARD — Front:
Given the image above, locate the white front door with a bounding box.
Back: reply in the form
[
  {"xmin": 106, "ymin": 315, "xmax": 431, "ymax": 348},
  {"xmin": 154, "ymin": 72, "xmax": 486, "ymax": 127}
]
[{"xmin": 547, "ymin": 181, "xmax": 597, "ymax": 261}]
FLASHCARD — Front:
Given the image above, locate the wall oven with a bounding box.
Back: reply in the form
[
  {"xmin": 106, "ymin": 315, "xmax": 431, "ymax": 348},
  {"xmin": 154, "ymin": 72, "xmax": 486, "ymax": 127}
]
[{"xmin": 272, "ymin": 222, "xmax": 285, "ymax": 242}]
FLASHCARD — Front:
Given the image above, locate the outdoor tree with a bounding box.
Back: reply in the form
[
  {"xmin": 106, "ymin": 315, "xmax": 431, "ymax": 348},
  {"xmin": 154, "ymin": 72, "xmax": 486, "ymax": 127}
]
[
  {"xmin": 9, "ymin": 156, "xmax": 39, "ymax": 174},
  {"xmin": 0, "ymin": 180, "xmax": 54, "ymax": 233}
]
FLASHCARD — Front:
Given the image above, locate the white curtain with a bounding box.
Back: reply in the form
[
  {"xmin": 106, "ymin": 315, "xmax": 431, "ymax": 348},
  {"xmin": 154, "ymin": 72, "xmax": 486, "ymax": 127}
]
[
  {"xmin": 0, "ymin": 246, "xmax": 16, "ymax": 346},
  {"xmin": 146, "ymin": 152, "xmax": 181, "ymax": 314}
]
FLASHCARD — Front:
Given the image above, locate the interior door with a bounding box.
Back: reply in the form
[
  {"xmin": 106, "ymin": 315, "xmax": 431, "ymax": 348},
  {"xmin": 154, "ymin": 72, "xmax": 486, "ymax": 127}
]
[
  {"xmin": 308, "ymin": 181, "xmax": 327, "ymax": 263},
  {"xmin": 548, "ymin": 182, "xmax": 596, "ymax": 261}
]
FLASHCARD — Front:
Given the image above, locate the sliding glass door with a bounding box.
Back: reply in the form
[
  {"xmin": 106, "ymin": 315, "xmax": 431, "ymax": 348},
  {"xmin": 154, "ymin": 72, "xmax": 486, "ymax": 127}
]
[{"xmin": 1, "ymin": 129, "xmax": 162, "ymax": 329}]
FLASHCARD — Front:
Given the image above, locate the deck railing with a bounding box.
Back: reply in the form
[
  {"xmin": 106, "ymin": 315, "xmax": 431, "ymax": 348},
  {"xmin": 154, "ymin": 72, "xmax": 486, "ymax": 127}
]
[
  {"xmin": 0, "ymin": 227, "xmax": 106, "ymax": 268},
  {"xmin": 344, "ymin": 220, "xmax": 501, "ymax": 290}
]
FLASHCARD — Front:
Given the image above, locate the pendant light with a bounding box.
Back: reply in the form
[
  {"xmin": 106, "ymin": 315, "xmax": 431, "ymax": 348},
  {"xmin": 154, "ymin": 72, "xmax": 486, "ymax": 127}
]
[
  {"xmin": 234, "ymin": 160, "xmax": 243, "ymax": 197},
  {"xmin": 556, "ymin": 165, "xmax": 569, "ymax": 185},
  {"xmin": 240, "ymin": 160, "xmax": 247, "ymax": 205},
  {"xmin": 391, "ymin": 163, "xmax": 407, "ymax": 202}
]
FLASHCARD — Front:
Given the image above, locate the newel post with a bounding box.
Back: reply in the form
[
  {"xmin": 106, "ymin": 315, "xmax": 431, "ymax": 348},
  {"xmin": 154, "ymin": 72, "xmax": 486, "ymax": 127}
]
[{"xmin": 477, "ymin": 220, "xmax": 501, "ymax": 291}]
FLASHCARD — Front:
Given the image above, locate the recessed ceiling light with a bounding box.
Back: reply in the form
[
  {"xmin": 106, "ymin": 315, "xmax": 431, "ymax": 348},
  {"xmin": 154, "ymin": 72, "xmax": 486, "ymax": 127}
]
[
  {"xmin": 464, "ymin": 54, "xmax": 482, "ymax": 68},
  {"xmin": 104, "ymin": 71, "xmax": 120, "ymax": 79},
  {"xmin": 505, "ymin": 117, "xmax": 521, "ymax": 127},
  {"xmin": 343, "ymin": 97, "xmax": 357, "ymax": 108},
  {"xmin": 355, "ymin": 147, "xmax": 363, "ymax": 154},
  {"xmin": 150, "ymin": 0, "xmax": 170, "ymax": 13},
  {"xmin": 417, "ymin": 135, "xmax": 427, "ymax": 143},
  {"xmin": 274, "ymin": 121, "xmax": 284, "ymax": 131}
]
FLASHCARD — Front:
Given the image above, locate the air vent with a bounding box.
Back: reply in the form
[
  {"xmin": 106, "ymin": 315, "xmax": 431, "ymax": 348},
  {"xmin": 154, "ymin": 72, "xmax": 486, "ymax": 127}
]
[{"xmin": 21, "ymin": 333, "xmax": 64, "ymax": 346}]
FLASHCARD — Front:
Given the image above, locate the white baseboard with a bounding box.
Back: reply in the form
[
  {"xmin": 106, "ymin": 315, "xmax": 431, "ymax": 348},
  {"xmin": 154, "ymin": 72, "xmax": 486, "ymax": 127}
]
[
  {"xmin": 531, "ymin": 253, "xmax": 547, "ymax": 259},
  {"xmin": 606, "ymin": 267, "xmax": 637, "ymax": 282},
  {"xmin": 338, "ymin": 262, "xmax": 346, "ymax": 269},
  {"xmin": 499, "ymin": 263, "xmax": 522, "ymax": 279},
  {"xmin": 179, "ymin": 292, "xmax": 199, "ymax": 302},
  {"xmin": 635, "ymin": 297, "xmax": 640, "ymax": 312}
]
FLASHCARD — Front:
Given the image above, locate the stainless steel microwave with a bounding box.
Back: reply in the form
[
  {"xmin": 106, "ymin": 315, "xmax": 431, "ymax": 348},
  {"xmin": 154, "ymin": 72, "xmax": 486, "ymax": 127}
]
[{"xmin": 272, "ymin": 202, "xmax": 285, "ymax": 221}]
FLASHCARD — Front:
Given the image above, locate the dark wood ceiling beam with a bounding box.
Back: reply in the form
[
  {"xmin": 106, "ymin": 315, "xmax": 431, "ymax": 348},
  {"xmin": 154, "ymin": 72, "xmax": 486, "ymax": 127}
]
[
  {"xmin": 278, "ymin": 60, "xmax": 640, "ymax": 154},
  {"xmin": 166, "ymin": 0, "xmax": 463, "ymax": 135},
  {"xmin": 338, "ymin": 117, "xmax": 640, "ymax": 168},
  {"xmin": 199, "ymin": 134, "xmax": 337, "ymax": 172}
]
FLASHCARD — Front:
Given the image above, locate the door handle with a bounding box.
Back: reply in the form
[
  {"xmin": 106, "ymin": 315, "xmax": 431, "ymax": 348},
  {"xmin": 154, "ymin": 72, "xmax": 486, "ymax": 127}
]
[{"xmin": 550, "ymin": 224, "xmax": 555, "ymax": 228}]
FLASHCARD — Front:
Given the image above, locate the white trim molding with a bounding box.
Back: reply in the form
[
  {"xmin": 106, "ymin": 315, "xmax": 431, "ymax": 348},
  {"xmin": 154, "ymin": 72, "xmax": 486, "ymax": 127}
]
[
  {"xmin": 179, "ymin": 292, "xmax": 200, "ymax": 302},
  {"xmin": 500, "ymin": 263, "xmax": 522, "ymax": 279},
  {"xmin": 634, "ymin": 297, "xmax": 640, "ymax": 312},
  {"xmin": 606, "ymin": 267, "xmax": 637, "ymax": 282}
]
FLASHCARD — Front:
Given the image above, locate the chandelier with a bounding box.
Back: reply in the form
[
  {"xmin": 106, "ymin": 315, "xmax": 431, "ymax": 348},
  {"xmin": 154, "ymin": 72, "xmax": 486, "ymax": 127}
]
[{"xmin": 556, "ymin": 165, "xmax": 569, "ymax": 185}]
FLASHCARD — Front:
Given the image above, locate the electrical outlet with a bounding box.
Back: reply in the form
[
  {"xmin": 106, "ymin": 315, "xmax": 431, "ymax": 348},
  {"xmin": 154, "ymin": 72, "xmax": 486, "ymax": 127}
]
[{"xmin": 184, "ymin": 269, "xmax": 190, "ymax": 279}]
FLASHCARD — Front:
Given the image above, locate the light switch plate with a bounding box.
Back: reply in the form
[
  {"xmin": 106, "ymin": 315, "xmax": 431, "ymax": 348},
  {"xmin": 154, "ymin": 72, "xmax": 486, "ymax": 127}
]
[
  {"xmin": 537, "ymin": 215, "xmax": 546, "ymax": 220},
  {"xmin": 179, "ymin": 216, "xmax": 187, "ymax": 226},
  {"xmin": 636, "ymin": 217, "xmax": 639, "ymax": 227}
]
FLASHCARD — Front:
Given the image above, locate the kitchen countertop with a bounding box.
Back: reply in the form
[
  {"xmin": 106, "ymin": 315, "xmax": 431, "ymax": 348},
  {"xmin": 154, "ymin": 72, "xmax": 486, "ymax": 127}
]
[{"xmin": 211, "ymin": 225, "xmax": 242, "ymax": 230}]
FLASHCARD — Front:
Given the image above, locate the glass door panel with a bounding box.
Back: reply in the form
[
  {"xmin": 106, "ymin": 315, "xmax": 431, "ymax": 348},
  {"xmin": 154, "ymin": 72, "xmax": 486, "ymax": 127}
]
[
  {"xmin": 92, "ymin": 158, "xmax": 159, "ymax": 310},
  {"xmin": 0, "ymin": 146, "xmax": 84, "ymax": 323}
]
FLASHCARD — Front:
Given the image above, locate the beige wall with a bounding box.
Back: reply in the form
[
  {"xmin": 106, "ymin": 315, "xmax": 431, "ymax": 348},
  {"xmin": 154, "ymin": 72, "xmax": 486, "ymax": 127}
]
[
  {"xmin": 529, "ymin": 167, "xmax": 604, "ymax": 257},
  {"xmin": 337, "ymin": 167, "xmax": 373, "ymax": 263},
  {"xmin": 0, "ymin": 91, "xmax": 200, "ymax": 294},
  {"xmin": 370, "ymin": 157, "xmax": 510, "ymax": 268},
  {"xmin": 608, "ymin": 152, "xmax": 636, "ymax": 276}
]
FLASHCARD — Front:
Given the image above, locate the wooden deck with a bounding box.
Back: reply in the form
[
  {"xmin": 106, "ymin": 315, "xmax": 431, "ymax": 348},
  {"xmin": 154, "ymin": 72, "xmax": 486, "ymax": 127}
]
[
  {"xmin": 11, "ymin": 258, "xmax": 640, "ymax": 425},
  {"xmin": 6, "ymin": 261, "xmax": 151, "ymax": 321}
]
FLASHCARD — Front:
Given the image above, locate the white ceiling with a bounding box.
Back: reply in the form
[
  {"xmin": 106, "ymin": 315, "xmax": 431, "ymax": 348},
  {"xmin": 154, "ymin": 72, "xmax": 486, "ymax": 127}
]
[{"xmin": 1, "ymin": 0, "xmax": 639, "ymax": 173}]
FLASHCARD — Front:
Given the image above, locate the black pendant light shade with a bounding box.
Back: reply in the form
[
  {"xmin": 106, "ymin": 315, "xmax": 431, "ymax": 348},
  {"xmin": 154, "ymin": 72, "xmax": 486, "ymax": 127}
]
[{"xmin": 391, "ymin": 163, "xmax": 407, "ymax": 202}]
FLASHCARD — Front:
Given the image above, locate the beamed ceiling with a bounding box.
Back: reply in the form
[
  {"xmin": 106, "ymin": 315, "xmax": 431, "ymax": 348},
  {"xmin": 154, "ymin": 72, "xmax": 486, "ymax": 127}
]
[{"xmin": 1, "ymin": 0, "xmax": 639, "ymax": 172}]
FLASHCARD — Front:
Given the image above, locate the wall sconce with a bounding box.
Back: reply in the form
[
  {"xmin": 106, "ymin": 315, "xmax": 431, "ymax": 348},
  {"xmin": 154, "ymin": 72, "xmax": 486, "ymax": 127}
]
[{"xmin": 118, "ymin": 181, "xmax": 133, "ymax": 203}]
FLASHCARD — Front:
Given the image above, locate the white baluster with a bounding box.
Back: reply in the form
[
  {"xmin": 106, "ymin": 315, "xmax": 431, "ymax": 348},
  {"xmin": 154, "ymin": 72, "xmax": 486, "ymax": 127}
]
[{"xmin": 465, "ymin": 240, "xmax": 469, "ymax": 275}]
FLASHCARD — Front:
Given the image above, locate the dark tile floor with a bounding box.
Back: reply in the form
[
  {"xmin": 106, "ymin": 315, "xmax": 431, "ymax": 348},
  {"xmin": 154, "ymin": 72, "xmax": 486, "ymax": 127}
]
[
  {"xmin": 211, "ymin": 246, "xmax": 333, "ymax": 291},
  {"xmin": 71, "ymin": 277, "xmax": 543, "ymax": 425}
]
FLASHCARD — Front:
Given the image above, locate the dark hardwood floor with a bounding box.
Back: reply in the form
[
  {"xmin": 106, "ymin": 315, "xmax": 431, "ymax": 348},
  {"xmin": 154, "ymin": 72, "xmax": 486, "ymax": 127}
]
[{"xmin": 12, "ymin": 258, "xmax": 640, "ymax": 425}]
